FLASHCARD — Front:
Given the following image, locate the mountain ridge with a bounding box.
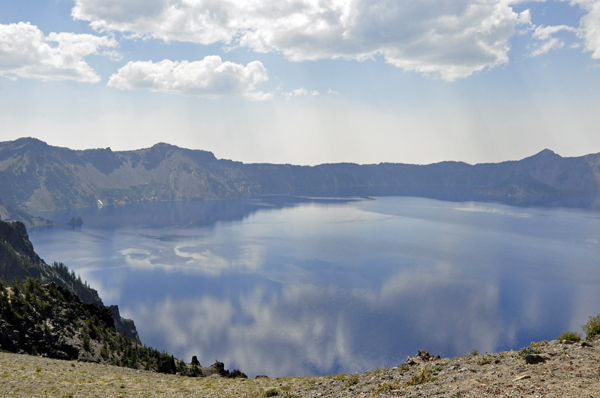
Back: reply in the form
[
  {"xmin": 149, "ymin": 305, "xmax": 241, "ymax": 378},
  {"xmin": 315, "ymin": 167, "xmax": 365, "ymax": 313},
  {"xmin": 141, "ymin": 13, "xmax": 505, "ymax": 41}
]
[{"xmin": 1, "ymin": 138, "xmax": 600, "ymax": 221}]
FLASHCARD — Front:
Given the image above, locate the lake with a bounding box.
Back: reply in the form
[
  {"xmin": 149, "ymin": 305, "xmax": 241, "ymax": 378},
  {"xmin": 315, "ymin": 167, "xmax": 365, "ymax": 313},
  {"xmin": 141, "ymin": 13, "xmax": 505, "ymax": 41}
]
[{"xmin": 29, "ymin": 196, "xmax": 600, "ymax": 377}]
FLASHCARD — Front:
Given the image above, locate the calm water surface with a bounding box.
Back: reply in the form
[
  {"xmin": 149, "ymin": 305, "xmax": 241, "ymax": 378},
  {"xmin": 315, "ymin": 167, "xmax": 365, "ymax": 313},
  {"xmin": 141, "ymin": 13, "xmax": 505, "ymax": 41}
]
[{"xmin": 30, "ymin": 196, "xmax": 600, "ymax": 376}]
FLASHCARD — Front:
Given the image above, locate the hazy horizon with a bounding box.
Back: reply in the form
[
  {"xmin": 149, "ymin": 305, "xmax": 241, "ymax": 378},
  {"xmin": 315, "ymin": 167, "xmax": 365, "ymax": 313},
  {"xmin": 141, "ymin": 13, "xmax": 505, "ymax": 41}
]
[
  {"xmin": 2, "ymin": 1, "xmax": 600, "ymax": 166},
  {"xmin": 1, "ymin": 136, "xmax": 575, "ymax": 166}
]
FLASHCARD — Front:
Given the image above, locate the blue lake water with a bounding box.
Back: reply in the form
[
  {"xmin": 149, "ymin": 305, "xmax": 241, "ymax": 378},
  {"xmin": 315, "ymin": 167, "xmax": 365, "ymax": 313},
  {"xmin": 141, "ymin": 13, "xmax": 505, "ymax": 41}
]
[{"xmin": 29, "ymin": 196, "xmax": 600, "ymax": 377}]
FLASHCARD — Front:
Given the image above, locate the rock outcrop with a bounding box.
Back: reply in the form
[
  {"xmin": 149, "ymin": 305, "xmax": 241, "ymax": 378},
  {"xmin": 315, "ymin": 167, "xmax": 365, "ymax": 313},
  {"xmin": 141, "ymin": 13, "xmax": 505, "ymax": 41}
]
[{"xmin": 109, "ymin": 305, "xmax": 140, "ymax": 344}]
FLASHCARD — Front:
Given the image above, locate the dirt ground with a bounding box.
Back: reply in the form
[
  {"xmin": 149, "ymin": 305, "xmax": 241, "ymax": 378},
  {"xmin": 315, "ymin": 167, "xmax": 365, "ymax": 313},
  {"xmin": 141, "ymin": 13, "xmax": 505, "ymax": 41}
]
[{"xmin": 1, "ymin": 338, "xmax": 599, "ymax": 397}]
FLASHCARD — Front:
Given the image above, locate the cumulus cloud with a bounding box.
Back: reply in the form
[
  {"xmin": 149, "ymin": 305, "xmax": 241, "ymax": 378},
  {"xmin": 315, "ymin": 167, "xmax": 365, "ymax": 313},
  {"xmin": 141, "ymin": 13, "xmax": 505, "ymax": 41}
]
[
  {"xmin": 107, "ymin": 56, "xmax": 270, "ymax": 98},
  {"xmin": 0, "ymin": 22, "xmax": 117, "ymax": 82},
  {"xmin": 72, "ymin": 0, "xmax": 530, "ymax": 81},
  {"xmin": 569, "ymin": 0, "xmax": 600, "ymax": 59}
]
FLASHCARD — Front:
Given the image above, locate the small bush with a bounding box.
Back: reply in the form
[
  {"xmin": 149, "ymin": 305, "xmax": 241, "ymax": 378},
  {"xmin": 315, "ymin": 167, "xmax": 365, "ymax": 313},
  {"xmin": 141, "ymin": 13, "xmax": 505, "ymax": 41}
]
[
  {"xmin": 470, "ymin": 350, "xmax": 480, "ymax": 356},
  {"xmin": 264, "ymin": 388, "xmax": 279, "ymax": 397},
  {"xmin": 345, "ymin": 373, "xmax": 360, "ymax": 387},
  {"xmin": 558, "ymin": 331, "xmax": 582, "ymax": 342},
  {"xmin": 227, "ymin": 369, "xmax": 248, "ymax": 379},
  {"xmin": 518, "ymin": 341, "xmax": 547, "ymax": 359},
  {"xmin": 404, "ymin": 368, "xmax": 437, "ymax": 386},
  {"xmin": 582, "ymin": 314, "xmax": 600, "ymax": 341},
  {"xmin": 375, "ymin": 382, "xmax": 400, "ymax": 394},
  {"xmin": 477, "ymin": 355, "xmax": 494, "ymax": 366}
]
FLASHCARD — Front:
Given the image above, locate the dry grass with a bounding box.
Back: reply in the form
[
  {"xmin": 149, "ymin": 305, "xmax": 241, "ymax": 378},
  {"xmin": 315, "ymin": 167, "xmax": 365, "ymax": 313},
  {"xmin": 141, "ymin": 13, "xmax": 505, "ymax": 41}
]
[{"xmin": 0, "ymin": 351, "xmax": 314, "ymax": 398}]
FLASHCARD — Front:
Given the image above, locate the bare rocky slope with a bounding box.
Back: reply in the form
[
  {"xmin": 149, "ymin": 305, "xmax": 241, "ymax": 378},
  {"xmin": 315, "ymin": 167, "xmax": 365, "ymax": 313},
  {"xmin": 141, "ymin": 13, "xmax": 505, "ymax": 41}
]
[
  {"xmin": 0, "ymin": 336, "xmax": 599, "ymax": 397},
  {"xmin": 1, "ymin": 138, "xmax": 600, "ymax": 226}
]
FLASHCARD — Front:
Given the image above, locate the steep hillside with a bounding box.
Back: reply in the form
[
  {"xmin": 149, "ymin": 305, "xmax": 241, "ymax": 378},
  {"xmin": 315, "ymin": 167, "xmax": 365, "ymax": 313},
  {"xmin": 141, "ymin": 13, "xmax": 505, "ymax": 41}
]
[
  {"xmin": 0, "ymin": 278, "xmax": 234, "ymax": 377},
  {"xmin": 1, "ymin": 138, "xmax": 599, "ymax": 215},
  {"xmin": 0, "ymin": 219, "xmax": 140, "ymax": 342},
  {"xmin": 0, "ymin": 138, "xmax": 257, "ymax": 213},
  {"xmin": 0, "ymin": 198, "xmax": 53, "ymax": 228}
]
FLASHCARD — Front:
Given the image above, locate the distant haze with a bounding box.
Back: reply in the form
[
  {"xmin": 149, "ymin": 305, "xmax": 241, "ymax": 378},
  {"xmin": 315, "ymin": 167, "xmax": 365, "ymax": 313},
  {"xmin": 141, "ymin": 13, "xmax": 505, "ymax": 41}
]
[{"xmin": 1, "ymin": 1, "xmax": 600, "ymax": 165}]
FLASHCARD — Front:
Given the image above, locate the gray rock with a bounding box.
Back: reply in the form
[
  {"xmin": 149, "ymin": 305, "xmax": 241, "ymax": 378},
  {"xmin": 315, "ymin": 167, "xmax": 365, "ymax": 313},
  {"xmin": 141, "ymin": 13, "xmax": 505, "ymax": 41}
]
[
  {"xmin": 513, "ymin": 375, "xmax": 531, "ymax": 381},
  {"xmin": 525, "ymin": 354, "xmax": 551, "ymax": 364},
  {"xmin": 406, "ymin": 350, "xmax": 439, "ymax": 365}
]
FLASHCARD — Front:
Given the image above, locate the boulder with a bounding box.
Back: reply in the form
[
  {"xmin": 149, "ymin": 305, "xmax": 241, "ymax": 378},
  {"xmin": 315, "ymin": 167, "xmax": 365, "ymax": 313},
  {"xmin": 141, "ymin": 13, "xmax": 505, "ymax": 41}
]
[{"xmin": 524, "ymin": 354, "xmax": 551, "ymax": 364}]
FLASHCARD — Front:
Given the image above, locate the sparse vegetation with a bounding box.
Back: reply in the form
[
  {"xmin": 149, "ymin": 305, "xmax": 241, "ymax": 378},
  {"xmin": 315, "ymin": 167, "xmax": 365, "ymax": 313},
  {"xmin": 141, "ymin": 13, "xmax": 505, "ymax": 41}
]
[
  {"xmin": 582, "ymin": 314, "xmax": 600, "ymax": 341},
  {"xmin": 375, "ymin": 382, "xmax": 400, "ymax": 394},
  {"xmin": 518, "ymin": 341, "xmax": 548, "ymax": 359},
  {"xmin": 404, "ymin": 368, "xmax": 437, "ymax": 386},
  {"xmin": 264, "ymin": 388, "xmax": 279, "ymax": 396},
  {"xmin": 477, "ymin": 355, "xmax": 494, "ymax": 365},
  {"xmin": 558, "ymin": 330, "xmax": 582, "ymax": 342},
  {"xmin": 345, "ymin": 373, "xmax": 360, "ymax": 387},
  {"xmin": 470, "ymin": 350, "xmax": 480, "ymax": 356}
]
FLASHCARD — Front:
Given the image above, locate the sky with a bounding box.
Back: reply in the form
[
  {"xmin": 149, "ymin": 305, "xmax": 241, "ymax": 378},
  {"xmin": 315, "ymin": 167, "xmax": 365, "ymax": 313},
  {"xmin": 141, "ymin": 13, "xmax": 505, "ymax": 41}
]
[{"xmin": 1, "ymin": 0, "xmax": 600, "ymax": 165}]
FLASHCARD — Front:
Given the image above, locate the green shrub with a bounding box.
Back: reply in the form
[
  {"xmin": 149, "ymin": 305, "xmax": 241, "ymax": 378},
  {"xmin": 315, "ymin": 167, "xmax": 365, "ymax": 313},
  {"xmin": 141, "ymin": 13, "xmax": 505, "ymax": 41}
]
[
  {"xmin": 81, "ymin": 333, "xmax": 90, "ymax": 352},
  {"xmin": 558, "ymin": 331, "xmax": 582, "ymax": 342},
  {"xmin": 582, "ymin": 314, "xmax": 600, "ymax": 341},
  {"xmin": 518, "ymin": 341, "xmax": 547, "ymax": 359},
  {"xmin": 264, "ymin": 388, "xmax": 279, "ymax": 397},
  {"xmin": 100, "ymin": 344, "xmax": 109, "ymax": 359}
]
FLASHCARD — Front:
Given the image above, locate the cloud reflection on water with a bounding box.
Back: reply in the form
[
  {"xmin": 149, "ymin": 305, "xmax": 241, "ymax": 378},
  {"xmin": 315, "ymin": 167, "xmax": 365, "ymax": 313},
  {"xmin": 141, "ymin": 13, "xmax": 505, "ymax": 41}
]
[
  {"xmin": 129, "ymin": 257, "xmax": 583, "ymax": 377},
  {"xmin": 29, "ymin": 196, "xmax": 600, "ymax": 377}
]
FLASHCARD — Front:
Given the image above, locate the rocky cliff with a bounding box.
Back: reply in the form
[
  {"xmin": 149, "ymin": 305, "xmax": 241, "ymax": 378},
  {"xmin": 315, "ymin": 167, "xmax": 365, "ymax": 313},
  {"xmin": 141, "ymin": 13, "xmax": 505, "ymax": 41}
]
[{"xmin": 0, "ymin": 219, "xmax": 140, "ymax": 342}]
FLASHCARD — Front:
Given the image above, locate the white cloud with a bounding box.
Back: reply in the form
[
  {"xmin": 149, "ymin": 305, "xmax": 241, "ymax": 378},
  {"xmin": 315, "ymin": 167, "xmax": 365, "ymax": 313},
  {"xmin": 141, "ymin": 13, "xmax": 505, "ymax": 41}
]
[
  {"xmin": 283, "ymin": 87, "xmax": 320, "ymax": 97},
  {"xmin": 570, "ymin": 0, "xmax": 600, "ymax": 59},
  {"xmin": 530, "ymin": 24, "xmax": 577, "ymax": 56},
  {"xmin": 73, "ymin": 0, "xmax": 528, "ymax": 81},
  {"xmin": 533, "ymin": 24, "xmax": 576, "ymax": 41},
  {"xmin": 243, "ymin": 91, "xmax": 275, "ymax": 101},
  {"xmin": 107, "ymin": 56, "xmax": 270, "ymax": 98},
  {"xmin": 0, "ymin": 22, "xmax": 117, "ymax": 82},
  {"xmin": 531, "ymin": 37, "xmax": 565, "ymax": 56}
]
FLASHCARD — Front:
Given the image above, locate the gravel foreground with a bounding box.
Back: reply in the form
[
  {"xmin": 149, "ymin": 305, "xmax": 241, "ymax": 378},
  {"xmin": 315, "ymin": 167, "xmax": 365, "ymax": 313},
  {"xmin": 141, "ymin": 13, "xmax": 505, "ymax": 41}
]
[{"xmin": 1, "ymin": 338, "xmax": 599, "ymax": 397}]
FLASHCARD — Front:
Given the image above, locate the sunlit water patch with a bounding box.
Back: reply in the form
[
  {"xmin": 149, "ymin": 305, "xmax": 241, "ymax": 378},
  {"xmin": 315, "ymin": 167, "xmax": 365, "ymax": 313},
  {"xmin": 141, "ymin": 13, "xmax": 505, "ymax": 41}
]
[{"xmin": 30, "ymin": 196, "xmax": 600, "ymax": 377}]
